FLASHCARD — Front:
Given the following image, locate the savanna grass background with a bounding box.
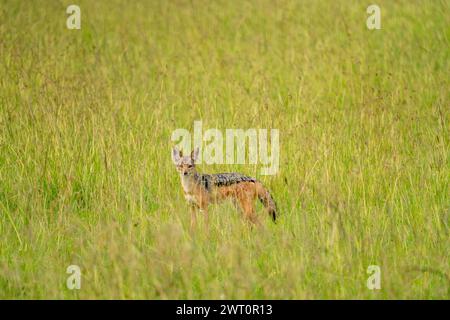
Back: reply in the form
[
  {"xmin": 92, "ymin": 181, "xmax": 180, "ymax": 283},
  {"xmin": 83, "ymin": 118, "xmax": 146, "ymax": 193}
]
[{"xmin": 0, "ymin": 0, "xmax": 448, "ymax": 299}]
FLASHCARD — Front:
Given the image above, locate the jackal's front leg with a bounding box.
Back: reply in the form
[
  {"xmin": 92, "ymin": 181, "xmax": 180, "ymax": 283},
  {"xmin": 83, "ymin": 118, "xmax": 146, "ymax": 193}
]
[
  {"xmin": 189, "ymin": 204, "xmax": 198, "ymax": 229},
  {"xmin": 198, "ymin": 196, "xmax": 209, "ymax": 228}
]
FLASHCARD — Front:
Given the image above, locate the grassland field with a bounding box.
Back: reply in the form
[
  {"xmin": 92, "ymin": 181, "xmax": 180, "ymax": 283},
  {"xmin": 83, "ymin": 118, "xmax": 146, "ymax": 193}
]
[{"xmin": 0, "ymin": 0, "xmax": 449, "ymax": 299}]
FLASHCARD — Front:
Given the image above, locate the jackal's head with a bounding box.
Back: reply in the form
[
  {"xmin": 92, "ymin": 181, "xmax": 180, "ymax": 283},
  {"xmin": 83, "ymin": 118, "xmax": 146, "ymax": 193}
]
[{"xmin": 171, "ymin": 147, "xmax": 199, "ymax": 176}]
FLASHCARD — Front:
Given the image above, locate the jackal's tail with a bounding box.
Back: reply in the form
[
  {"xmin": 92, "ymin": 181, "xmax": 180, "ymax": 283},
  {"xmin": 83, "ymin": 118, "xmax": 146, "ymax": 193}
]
[{"xmin": 256, "ymin": 182, "xmax": 277, "ymax": 222}]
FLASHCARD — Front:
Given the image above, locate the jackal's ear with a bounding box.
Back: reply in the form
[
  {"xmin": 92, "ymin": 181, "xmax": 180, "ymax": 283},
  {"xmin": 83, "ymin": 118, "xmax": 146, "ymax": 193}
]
[
  {"xmin": 172, "ymin": 147, "xmax": 182, "ymax": 163},
  {"xmin": 191, "ymin": 147, "xmax": 200, "ymax": 162}
]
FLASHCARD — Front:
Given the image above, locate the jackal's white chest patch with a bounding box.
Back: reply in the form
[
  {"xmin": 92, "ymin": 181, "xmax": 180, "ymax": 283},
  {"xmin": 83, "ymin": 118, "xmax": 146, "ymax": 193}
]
[
  {"xmin": 180, "ymin": 175, "xmax": 198, "ymax": 204},
  {"xmin": 181, "ymin": 175, "xmax": 195, "ymax": 193}
]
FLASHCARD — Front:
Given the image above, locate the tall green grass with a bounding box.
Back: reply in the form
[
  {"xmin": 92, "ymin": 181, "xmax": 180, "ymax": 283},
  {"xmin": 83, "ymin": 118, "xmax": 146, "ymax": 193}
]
[{"xmin": 0, "ymin": 0, "xmax": 448, "ymax": 299}]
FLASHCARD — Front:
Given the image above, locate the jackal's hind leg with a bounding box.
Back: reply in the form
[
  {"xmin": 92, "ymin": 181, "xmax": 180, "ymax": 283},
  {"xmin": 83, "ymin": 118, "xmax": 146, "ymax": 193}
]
[
  {"xmin": 231, "ymin": 198, "xmax": 241, "ymax": 211},
  {"xmin": 238, "ymin": 197, "xmax": 260, "ymax": 226}
]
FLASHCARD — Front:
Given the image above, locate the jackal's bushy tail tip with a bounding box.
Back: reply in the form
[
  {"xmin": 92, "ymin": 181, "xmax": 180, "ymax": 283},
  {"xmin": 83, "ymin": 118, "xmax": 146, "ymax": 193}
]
[{"xmin": 256, "ymin": 182, "xmax": 277, "ymax": 222}]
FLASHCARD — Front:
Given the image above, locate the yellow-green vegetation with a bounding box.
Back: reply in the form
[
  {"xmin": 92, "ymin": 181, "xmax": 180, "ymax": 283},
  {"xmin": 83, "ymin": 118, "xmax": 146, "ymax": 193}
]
[{"xmin": 0, "ymin": 0, "xmax": 448, "ymax": 299}]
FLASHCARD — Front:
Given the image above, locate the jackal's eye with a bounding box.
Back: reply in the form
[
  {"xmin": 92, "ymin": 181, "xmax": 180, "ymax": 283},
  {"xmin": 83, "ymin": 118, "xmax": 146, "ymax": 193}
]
[{"xmin": 188, "ymin": 165, "xmax": 193, "ymax": 168}]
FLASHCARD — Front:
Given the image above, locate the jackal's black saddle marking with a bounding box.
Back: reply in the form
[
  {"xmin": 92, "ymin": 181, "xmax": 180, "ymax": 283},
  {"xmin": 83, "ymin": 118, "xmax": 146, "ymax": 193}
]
[{"xmin": 196, "ymin": 173, "xmax": 256, "ymax": 191}]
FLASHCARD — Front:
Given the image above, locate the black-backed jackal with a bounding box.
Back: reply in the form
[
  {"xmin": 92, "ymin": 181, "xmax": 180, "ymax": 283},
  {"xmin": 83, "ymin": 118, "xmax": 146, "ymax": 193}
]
[{"xmin": 172, "ymin": 147, "xmax": 277, "ymax": 225}]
